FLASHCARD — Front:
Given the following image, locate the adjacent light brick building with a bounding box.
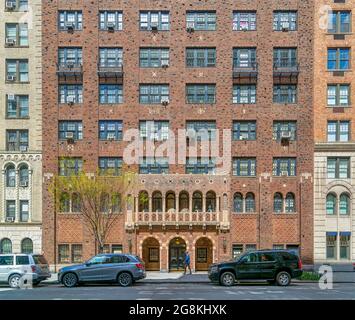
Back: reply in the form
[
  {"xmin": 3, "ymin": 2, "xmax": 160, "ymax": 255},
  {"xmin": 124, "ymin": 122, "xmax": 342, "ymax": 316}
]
[
  {"xmin": 42, "ymin": 0, "xmax": 314, "ymax": 271},
  {"xmin": 314, "ymin": 0, "xmax": 355, "ymax": 263},
  {"xmin": 0, "ymin": 0, "xmax": 42, "ymax": 255}
]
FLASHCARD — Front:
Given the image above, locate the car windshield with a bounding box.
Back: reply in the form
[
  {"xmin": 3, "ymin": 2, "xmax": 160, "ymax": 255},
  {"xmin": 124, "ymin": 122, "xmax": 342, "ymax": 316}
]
[{"xmin": 32, "ymin": 255, "xmax": 48, "ymax": 265}]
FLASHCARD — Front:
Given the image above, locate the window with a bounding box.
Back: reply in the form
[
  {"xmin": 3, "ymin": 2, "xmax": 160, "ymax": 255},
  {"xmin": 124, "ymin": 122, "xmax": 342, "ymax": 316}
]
[
  {"xmin": 232, "ymin": 244, "xmax": 243, "ymax": 259},
  {"xmin": 140, "ymin": 48, "xmax": 169, "ymax": 68},
  {"xmin": 112, "ymin": 244, "xmax": 123, "ymax": 254},
  {"xmin": 326, "ymin": 194, "xmax": 337, "ymax": 215},
  {"xmin": 16, "ymin": 255, "xmax": 30, "ymax": 265},
  {"xmin": 5, "ymin": 23, "xmax": 28, "ymax": 46},
  {"xmin": 0, "ymin": 239, "xmax": 12, "ymax": 254},
  {"xmin": 327, "ymin": 85, "xmax": 350, "ymax": 106},
  {"xmin": 206, "ymin": 191, "xmax": 216, "ymax": 212},
  {"xmin": 59, "ymin": 11, "xmax": 83, "ymax": 30},
  {"xmin": 233, "ymin": 121, "xmax": 256, "ymax": 140},
  {"xmin": 6, "ymin": 95, "xmax": 29, "ymax": 118},
  {"xmin": 58, "ymin": 244, "xmax": 70, "ymax": 264},
  {"xmin": 71, "ymin": 244, "xmax": 83, "ymax": 263},
  {"xmin": 326, "ymin": 233, "xmax": 337, "ymax": 259},
  {"xmin": 192, "ymin": 191, "xmax": 203, "ymax": 212},
  {"xmin": 233, "ymin": 193, "xmax": 243, "ymax": 213},
  {"xmin": 273, "ymin": 48, "xmax": 297, "ymax": 68},
  {"xmin": 99, "ymin": 85, "xmax": 123, "ymax": 104},
  {"xmin": 58, "ymin": 48, "xmax": 82, "ymax": 66},
  {"xmin": 197, "ymin": 248, "xmax": 207, "ymax": 263},
  {"xmin": 99, "ymin": 121, "xmax": 123, "ymax": 140},
  {"xmin": 99, "ymin": 11, "xmax": 123, "ymax": 30},
  {"xmin": 6, "ymin": 130, "xmax": 28, "ymax": 151},
  {"xmin": 19, "ymin": 200, "xmax": 29, "ymax": 222},
  {"xmin": 273, "ymin": 244, "xmax": 285, "ymax": 250},
  {"xmin": 327, "ymin": 157, "xmax": 350, "ymax": 179},
  {"xmin": 139, "ymin": 84, "xmax": 169, "ymax": 104},
  {"xmin": 327, "ymin": 48, "xmax": 350, "ymax": 70},
  {"xmin": 273, "ymin": 11, "xmax": 297, "ymax": 31},
  {"xmin": 186, "ymin": 11, "xmax": 216, "ymax": 31},
  {"xmin": 19, "ymin": 163, "xmax": 29, "ymax": 186},
  {"xmin": 99, "ymin": 157, "xmax": 122, "ymax": 176},
  {"xmin": 6, "ymin": 200, "xmax": 16, "ymax": 219},
  {"xmin": 5, "ymin": 0, "xmax": 28, "ymax": 11},
  {"xmin": 285, "ymin": 193, "xmax": 295, "ymax": 212},
  {"xmin": 233, "ymin": 85, "xmax": 256, "ymax": 104},
  {"xmin": 72, "ymin": 193, "xmax": 81, "ymax": 212},
  {"xmin": 273, "ymin": 158, "xmax": 296, "ymax": 176},
  {"xmin": 233, "ymin": 48, "xmax": 256, "ymax": 68},
  {"xmin": 6, "ymin": 59, "xmax": 29, "ymax": 82},
  {"xmin": 59, "ymin": 158, "xmax": 83, "ymax": 176},
  {"xmin": 140, "ymin": 11, "xmax": 170, "ymax": 31},
  {"xmin": 186, "ymin": 158, "xmax": 216, "ymax": 174},
  {"xmin": 233, "ymin": 158, "xmax": 256, "ymax": 176},
  {"xmin": 186, "ymin": 84, "xmax": 216, "ymax": 104},
  {"xmin": 5, "ymin": 164, "xmax": 16, "ymax": 187},
  {"xmin": 273, "ymin": 85, "xmax": 297, "ymax": 104},
  {"xmin": 59, "ymin": 121, "xmax": 83, "ymax": 141},
  {"xmin": 59, "ymin": 85, "xmax": 83, "ymax": 104},
  {"xmin": 328, "ymin": 11, "xmax": 351, "ymax": 34},
  {"xmin": 152, "ymin": 191, "xmax": 163, "ymax": 212},
  {"xmin": 327, "ymin": 121, "xmax": 350, "ymax": 142},
  {"xmin": 245, "ymin": 193, "xmax": 255, "ymax": 212},
  {"xmin": 139, "ymin": 191, "xmax": 149, "ymax": 212},
  {"xmin": 274, "ymin": 193, "xmax": 283, "ymax": 213},
  {"xmin": 186, "ymin": 48, "xmax": 216, "ymax": 68},
  {"xmin": 273, "ymin": 121, "xmax": 297, "ymax": 141},
  {"xmin": 99, "ymin": 48, "xmax": 123, "ymax": 67},
  {"xmin": 139, "ymin": 157, "xmax": 169, "ymax": 174},
  {"xmin": 186, "ymin": 121, "xmax": 216, "ymax": 141},
  {"xmin": 245, "ymin": 244, "xmax": 257, "ymax": 252},
  {"xmin": 339, "ymin": 193, "xmax": 350, "ymax": 215},
  {"xmin": 21, "ymin": 238, "xmax": 33, "ymax": 254},
  {"xmin": 233, "ymin": 12, "xmax": 256, "ymax": 31},
  {"xmin": 59, "ymin": 192, "xmax": 70, "ymax": 212},
  {"xmin": 139, "ymin": 121, "xmax": 169, "ymax": 141},
  {"xmin": 340, "ymin": 233, "xmax": 351, "ymax": 260}
]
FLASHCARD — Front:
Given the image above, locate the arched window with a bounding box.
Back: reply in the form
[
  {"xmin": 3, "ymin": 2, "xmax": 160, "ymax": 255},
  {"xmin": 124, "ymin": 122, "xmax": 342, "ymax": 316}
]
[
  {"xmin": 285, "ymin": 193, "xmax": 295, "ymax": 213},
  {"xmin": 59, "ymin": 192, "xmax": 70, "ymax": 212},
  {"xmin": 5, "ymin": 164, "xmax": 16, "ymax": 187},
  {"xmin": 139, "ymin": 191, "xmax": 149, "ymax": 212},
  {"xmin": 206, "ymin": 191, "xmax": 216, "ymax": 212},
  {"xmin": 0, "ymin": 238, "xmax": 12, "ymax": 254},
  {"xmin": 100, "ymin": 193, "xmax": 110, "ymax": 212},
  {"xmin": 233, "ymin": 193, "xmax": 243, "ymax": 212},
  {"xmin": 192, "ymin": 191, "xmax": 203, "ymax": 212},
  {"xmin": 166, "ymin": 192, "xmax": 176, "ymax": 211},
  {"xmin": 179, "ymin": 191, "xmax": 189, "ymax": 212},
  {"xmin": 18, "ymin": 164, "xmax": 29, "ymax": 187},
  {"xmin": 152, "ymin": 191, "xmax": 162, "ymax": 212},
  {"xmin": 339, "ymin": 193, "xmax": 350, "ymax": 215},
  {"xmin": 21, "ymin": 238, "xmax": 33, "ymax": 254},
  {"xmin": 326, "ymin": 193, "xmax": 337, "ymax": 215},
  {"xmin": 72, "ymin": 193, "xmax": 82, "ymax": 212},
  {"xmin": 245, "ymin": 193, "xmax": 255, "ymax": 212},
  {"xmin": 111, "ymin": 193, "xmax": 121, "ymax": 213},
  {"xmin": 273, "ymin": 193, "xmax": 283, "ymax": 213}
]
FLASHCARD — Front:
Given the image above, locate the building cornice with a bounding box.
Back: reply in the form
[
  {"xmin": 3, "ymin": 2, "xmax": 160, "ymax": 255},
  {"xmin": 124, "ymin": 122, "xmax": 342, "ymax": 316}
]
[{"xmin": 314, "ymin": 143, "xmax": 355, "ymax": 153}]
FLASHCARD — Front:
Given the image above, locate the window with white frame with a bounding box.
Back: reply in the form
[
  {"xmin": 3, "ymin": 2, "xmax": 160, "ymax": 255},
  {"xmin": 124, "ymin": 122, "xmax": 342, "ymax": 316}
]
[
  {"xmin": 233, "ymin": 12, "xmax": 256, "ymax": 31},
  {"xmin": 99, "ymin": 11, "xmax": 123, "ymax": 30},
  {"xmin": 140, "ymin": 11, "xmax": 170, "ymax": 31}
]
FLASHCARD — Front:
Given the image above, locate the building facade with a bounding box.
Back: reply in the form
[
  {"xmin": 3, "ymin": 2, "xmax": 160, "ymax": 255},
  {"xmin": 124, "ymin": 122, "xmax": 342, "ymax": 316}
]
[
  {"xmin": 0, "ymin": 0, "xmax": 42, "ymax": 255},
  {"xmin": 42, "ymin": 0, "xmax": 314, "ymax": 271},
  {"xmin": 314, "ymin": 0, "xmax": 355, "ymax": 263}
]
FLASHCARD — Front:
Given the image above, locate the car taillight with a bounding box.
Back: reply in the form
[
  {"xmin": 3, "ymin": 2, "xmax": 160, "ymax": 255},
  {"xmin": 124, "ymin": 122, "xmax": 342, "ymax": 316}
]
[
  {"xmin": 298, "ymin": 258, "xmax": 302, "ymax": 270},
  {"xmin": 136, "ymin": 263, "xmax": 144, "ymax": 270},
  {"xmin": 31, "ymin": 265, "xmax": 36, "ymax": 272}
]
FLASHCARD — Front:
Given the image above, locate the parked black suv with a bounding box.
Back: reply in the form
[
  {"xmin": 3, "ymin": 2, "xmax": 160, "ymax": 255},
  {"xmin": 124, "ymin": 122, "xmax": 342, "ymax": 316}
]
[{"xmin": 208, "ymin": 250, "xmax": 303, "ymax": 286}]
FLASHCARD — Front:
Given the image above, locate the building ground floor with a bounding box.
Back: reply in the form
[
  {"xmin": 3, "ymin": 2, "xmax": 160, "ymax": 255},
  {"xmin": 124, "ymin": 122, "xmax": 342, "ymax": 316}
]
[{"xmin": 0, "ymin": 224, "xmax": 42, "ymax": 254}]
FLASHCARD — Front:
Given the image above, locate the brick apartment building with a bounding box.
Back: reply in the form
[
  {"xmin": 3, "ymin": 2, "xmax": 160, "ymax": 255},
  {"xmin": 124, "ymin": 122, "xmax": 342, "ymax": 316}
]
[
  {"xmin": 314, "ymin": 0, "xmax": 355, "ymax": 263},
  {"xmin": 42, "ymin": 0, "xmax": 314, "ymax": 271}
]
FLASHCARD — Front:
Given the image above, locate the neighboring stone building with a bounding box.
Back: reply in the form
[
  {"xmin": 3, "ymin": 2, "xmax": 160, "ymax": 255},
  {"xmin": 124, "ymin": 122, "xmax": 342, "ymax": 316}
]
[
  {"xmin": 42, "ymin": 0, "xmax": 314, "ymax": 271},
  {"xmin": 0, "ymin": 0, "xmax": 42, "ymax": 255},
  {"xmin": 314, "ymin": 1, "xmax": 355, "ymax": 263}
]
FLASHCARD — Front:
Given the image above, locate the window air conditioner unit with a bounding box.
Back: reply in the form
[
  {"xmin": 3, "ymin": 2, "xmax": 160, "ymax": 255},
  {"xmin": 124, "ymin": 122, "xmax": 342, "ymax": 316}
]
[
  {"xmin": 161, "ymin": 97, "xmax": 170, "ymax": 106},
  {"xmin": 107, "ymin": 22, "xmax": 115, "ymax": 31},
  {"xmin": 281, "ymin": 131, "xmax": 292, "ymax": 140},
  {"xmin": 282, "ymin": 23, "xmax": 290, "ymax": 32},
  {"xmin": 5, "ymin": 38, "xmax": 16, "ymax": 46},
  {"xmin": 20, "ymin": 145, "xmax": 28, "ymax": 152},
  {"xmin": 67, "ymin": 97, "xmax": 75, "ymax": 105},
  {"xmin": 186, "ymin": 22, "xmax": 195, "ymax": 32},
  {"xmin": 239, "ymin": 136, "xmax": 247, "ymax": 140},
  {"xmin": 151, "ymin": 22, "xmax": 158, "ymax": 31},
  {"xmin": 241, "ymin": 26, "xmax": 248, "ymax": 31},
  {"xmin": 161, "ymin": 60, "xmax": 169, "ymax": 68},
  {"xmin": 65, "ymin": 132, "xmax": 74, "ymax": 140},
  {"xmin": 7, "ymin": 94, "xmax": 16, "ymax": 101},
  {"xmin": 6, "ymin": 217, "xmax": 15, "ymax": 223},
  {"xmin": 20, "ymin": 180, "xmax": 28, "ymax": 187},
  {"xmin": 66, "ymin": 61, "xmax": 75, "ymax": 68},
  {"xmin": 7, "ymin": 75, "xmax": 16, "ymax": 82},
  {"xmin": 107, "ymin": 133, "xmax": 115, "ymax": 140},
  {"xmin": 281, "ymin": 171, "xmax": 288, "ymax": 176},
  {"xmin": 65, "ymin": 22, "xmax": 75, "ymax": 30},
  {"xmin": 5, "ymin": 1, "xmax": 16, "ymax": 10}
]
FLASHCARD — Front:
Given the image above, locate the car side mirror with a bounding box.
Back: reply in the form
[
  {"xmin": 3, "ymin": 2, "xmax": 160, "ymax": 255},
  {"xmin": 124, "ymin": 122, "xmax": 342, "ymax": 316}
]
[{"xmin": 85, "ymin": 262, "xmax": 91, "ymax": 266}]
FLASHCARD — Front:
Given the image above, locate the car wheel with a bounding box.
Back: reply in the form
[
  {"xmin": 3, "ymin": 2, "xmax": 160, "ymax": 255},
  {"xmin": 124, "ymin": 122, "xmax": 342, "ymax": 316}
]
[
  {"xmin": 219, "ymin": 272, "xmax": 235, "ymax": 287},
  {"xmin": 8, "ymin": 274, "xmax": 21, "ymax": 289},
  {"xmin": 117, "ymin": 272, "xmax": 133, "ymax": 287},
  {"xmin": 62, "ymin": 273, "xmax": 78, "ymax": 288},
  {"xmin": 276, "ymin": 271, "xmax": 291, "ymax": 286}
]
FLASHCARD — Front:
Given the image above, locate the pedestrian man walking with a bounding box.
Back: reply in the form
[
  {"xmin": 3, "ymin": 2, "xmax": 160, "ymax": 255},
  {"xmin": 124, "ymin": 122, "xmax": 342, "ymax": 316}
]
[{"xmin": 184, "ymin": 251, "xmax": 192, "ymax": 275}]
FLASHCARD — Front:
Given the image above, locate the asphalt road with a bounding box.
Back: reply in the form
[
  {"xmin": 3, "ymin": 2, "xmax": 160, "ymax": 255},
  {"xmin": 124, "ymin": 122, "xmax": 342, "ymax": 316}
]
[{"xmin": 0, "ymin": 282, "xmax": 355, "ymax": 300}]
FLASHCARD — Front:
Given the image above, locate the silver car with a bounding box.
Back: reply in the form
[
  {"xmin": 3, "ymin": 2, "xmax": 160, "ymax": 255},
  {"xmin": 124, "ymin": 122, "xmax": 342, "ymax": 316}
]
[
  {"xmin": 58, "ymin": 254, "xmax": 146, "ymax": 287},
  {"xmin": 0, "ymin": 254, "xmax": 51, "ymax": 288}
]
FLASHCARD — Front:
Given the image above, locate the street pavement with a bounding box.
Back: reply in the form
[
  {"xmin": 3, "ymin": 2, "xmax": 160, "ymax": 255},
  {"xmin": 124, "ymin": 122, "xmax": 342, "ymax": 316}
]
[{"xmin": 0, "ymin": 281, "xmax": 355, "ymax": 300}]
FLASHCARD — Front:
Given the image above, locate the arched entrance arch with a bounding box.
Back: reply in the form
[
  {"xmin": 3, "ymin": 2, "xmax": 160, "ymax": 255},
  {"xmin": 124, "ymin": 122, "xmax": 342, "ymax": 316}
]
[
  {"xmin": 169, "ymin": 237, "xmax": 186, "ymax": 271},
  {"xmin": 195, "ymin": 237, "xmax": 213, "ymax": 271},
  {"xmin": 142, "ymin": 237, "xmax": 160, "ymax": 271}
]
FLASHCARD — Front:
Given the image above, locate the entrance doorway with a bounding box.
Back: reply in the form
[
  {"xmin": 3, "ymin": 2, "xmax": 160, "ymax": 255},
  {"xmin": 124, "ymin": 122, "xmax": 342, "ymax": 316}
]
[
  {"xmin": 195, "ymin": 237, "xmax": 213, "ymax": 271},
  {"xmin": 142, "ymin": 237, "xmax": 160, "ymax": 271},
  {"xmin": 169, "ymin": 237, "xmax": 186, "ymax": 271}
]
